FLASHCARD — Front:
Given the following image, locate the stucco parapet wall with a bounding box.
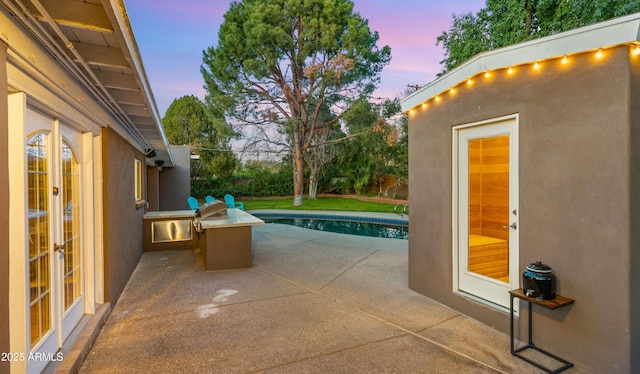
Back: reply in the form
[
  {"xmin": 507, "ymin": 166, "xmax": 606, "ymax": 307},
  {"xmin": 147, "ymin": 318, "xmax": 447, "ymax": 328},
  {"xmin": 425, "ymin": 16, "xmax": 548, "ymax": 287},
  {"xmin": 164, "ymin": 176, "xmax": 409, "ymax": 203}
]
[{"xmin": 401, "ymin": 12, "xmax": 640, "ymax": 112}]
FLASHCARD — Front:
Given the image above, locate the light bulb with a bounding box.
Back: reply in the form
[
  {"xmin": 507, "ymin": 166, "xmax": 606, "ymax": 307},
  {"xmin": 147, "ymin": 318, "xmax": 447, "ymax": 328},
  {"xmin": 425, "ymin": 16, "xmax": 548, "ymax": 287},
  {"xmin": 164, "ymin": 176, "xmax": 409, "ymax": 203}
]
[
  {"xmin": 467, "ymin": 78, "xmax": 473, "ymax": 86},
  {"xmin": 507, "ymin": 66, "xmax": 514, "ymax": 74},
  {"xmin": 633, "ymin": 46, "xmax": 640, "ymax": 56},
  {"xmin": 533, "ymin": 61, "xmax": 540, "ymax": 70},
  {"xmin": 561, "ymin": 56, "xmax": 568, "ymax": 64},
  {"xmin": 484, "ymin": 71, "xmax": 491, "ymax": 78},
  {"xmin": 450, "ymin": 88, "xmax": 455, "ymax": 94},
  {"xmin": 421, "ymin": 103, "xmax": 427, "ymax": 109},
  {"xmin": 435, "ymin": 95, "xmax": 441, "ymax": 102},
  {"xmin": 596, "ymin": 49, "xmax": 603, "ymax": 59}
]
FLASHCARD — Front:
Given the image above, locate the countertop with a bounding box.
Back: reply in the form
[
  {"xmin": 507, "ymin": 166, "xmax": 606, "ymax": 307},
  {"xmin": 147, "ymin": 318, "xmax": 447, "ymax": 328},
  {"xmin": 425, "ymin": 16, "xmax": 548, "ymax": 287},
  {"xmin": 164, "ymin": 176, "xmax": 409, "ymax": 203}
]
[
  {"xmin": 199, "ymin": 208, "xmax": 265, "ymax": 229},
  {"xmin": 143, "ymin": 210, "xmax": 196, "ymax": 219}
]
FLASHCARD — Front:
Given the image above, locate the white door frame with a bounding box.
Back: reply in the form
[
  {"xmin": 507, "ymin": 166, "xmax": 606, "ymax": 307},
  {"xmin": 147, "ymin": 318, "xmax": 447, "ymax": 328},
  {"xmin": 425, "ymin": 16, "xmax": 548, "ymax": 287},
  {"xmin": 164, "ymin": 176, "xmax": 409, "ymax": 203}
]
[
  {"xmin": 452, "ymin": 114, "xmax": 519, "ymax": 311},
  {"xmin": 8, "ymin": 92, "xmax": 100, "ymax": 373}
]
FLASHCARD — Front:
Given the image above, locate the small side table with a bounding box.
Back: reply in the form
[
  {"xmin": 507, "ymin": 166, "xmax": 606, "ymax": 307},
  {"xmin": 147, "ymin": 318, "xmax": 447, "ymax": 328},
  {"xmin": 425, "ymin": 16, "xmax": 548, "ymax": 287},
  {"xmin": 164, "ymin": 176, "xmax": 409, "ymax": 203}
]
[{"xmin": 509, "ymin": 288, "xmax": 575, "ymax": 373}]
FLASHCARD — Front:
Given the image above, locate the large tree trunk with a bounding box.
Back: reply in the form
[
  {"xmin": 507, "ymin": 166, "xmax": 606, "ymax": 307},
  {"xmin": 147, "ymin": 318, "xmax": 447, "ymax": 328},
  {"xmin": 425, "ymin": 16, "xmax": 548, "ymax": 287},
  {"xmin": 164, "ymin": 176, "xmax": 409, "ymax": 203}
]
[
  {"xmin": 524, "ymin": 0, "xmax": 532, "ymax": 36},
  {"xmin": 308, "ymin": 172, "xmax": 318, "ymax": 200},
  {"xmin": 293, "ymin": 141, "xmax": 305, "ymax": 206}
]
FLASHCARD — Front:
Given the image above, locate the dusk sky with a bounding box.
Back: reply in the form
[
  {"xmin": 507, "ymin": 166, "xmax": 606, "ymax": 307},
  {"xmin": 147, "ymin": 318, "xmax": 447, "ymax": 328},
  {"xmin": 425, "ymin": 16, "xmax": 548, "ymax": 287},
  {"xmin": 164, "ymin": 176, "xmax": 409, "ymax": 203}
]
[{"xmin": 125, "ymin": 0, "xmax": 486, "ymax": 116}]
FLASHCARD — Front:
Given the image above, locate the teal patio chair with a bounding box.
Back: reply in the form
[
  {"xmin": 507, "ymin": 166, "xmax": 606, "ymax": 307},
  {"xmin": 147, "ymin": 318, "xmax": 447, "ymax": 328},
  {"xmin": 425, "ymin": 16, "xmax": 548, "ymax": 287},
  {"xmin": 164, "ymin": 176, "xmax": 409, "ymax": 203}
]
[
  {"xmin": 223, "ymin": 194, "xmax": 244, "ymax": 210},
  {"xmin": 187, "ymin": 196, "xmax": 199, "ymax": 210},
  {"xmin": 205, "ymin": 195, "xmax": 215, "ymax": 204}
]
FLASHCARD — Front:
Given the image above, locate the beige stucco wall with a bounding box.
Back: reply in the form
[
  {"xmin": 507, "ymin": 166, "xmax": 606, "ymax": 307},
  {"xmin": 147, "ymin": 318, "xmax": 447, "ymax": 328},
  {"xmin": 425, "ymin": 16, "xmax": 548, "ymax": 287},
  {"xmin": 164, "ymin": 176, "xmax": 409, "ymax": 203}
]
[
  {"xmin": 102, "ymin": 128, "xmax": 146, "ymax": 304},
  {"xmin": 408, "ymin": 46, "xmax": 637, "ymax": 372},
  {"xmin": 147, "ymin": 166, "xmax": 160, "ymax": 211},
  {"xmin": 159, "ymin": 145, "xmax": 192, "ymax": 211}
]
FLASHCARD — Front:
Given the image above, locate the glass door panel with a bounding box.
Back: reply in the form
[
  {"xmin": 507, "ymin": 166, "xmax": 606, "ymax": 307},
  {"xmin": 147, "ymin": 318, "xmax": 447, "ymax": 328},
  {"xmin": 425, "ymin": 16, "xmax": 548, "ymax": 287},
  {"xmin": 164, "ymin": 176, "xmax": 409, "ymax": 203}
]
[
  {"xmin": 467, "ymin": 136, "xmax": 510, "ymax": 282},
  {"xmin": 61, "ymin": 140, "xmax": 81, "ymax": 310},
  {"xmin": 27, "ymin": 132, "xmax": 52, "ymax": 346}
]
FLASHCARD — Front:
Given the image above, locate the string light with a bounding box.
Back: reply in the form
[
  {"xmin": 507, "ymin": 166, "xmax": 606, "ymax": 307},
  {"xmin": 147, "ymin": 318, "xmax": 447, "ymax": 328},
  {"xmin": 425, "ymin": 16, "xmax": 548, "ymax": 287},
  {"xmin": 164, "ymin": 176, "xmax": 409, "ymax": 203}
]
[{"xmin": 404, "ymin": 45, "xmax": 639, "ymax": 115}]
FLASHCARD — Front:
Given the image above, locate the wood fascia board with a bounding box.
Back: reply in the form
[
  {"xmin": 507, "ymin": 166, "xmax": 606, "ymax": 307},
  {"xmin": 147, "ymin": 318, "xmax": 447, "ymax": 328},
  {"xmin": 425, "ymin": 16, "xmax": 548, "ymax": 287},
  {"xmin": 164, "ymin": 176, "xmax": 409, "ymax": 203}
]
[{"xmin": 104, "ymin": 0, "xmax": 174, "ymax": 166}]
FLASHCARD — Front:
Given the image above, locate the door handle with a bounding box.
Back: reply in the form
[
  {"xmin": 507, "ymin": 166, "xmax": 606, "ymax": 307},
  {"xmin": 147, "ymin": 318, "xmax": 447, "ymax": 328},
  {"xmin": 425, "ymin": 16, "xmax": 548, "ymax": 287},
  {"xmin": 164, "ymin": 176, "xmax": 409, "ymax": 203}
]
[{"xmin": 502, "ymin": 222, "xmax": 517, "ymax": 229}]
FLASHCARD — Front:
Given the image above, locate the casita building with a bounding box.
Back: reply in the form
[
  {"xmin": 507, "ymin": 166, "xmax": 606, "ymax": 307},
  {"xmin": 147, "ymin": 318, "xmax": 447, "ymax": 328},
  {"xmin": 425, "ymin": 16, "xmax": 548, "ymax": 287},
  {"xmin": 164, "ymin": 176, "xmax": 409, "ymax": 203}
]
[
  {"xmin": 401, "ymin": 13, "xmax": 640, "ymax": 373},
  {"xmin": 0, "ymin": 0, "xmax": 190, "ymax": 372}
]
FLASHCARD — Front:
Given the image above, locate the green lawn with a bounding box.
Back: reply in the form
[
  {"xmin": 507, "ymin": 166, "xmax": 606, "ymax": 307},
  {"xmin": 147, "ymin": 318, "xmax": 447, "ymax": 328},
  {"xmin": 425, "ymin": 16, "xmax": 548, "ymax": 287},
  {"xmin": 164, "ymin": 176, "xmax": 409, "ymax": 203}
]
[{"xmin": 243, "ymin": 197, "xmax": 402, "ymax": 213}]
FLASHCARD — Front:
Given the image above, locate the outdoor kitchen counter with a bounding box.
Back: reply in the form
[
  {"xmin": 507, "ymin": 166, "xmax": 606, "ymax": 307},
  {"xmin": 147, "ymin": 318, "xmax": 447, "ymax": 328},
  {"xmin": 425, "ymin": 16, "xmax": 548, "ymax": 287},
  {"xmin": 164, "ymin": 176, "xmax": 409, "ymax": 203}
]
[
  {"xmin": 199, "ymin": 208, "xmax": 265, "ymax": 229},
  {"xmin": 199, "ymin": 209, "xmax": 264, "ymax": 271},
  {"xmin": 142, "ymin": 210, "xmax": 199, "ymax": 252},
  {"xmin": 143, "ymin": 210, "xmax": 196, "ymax": 219}
]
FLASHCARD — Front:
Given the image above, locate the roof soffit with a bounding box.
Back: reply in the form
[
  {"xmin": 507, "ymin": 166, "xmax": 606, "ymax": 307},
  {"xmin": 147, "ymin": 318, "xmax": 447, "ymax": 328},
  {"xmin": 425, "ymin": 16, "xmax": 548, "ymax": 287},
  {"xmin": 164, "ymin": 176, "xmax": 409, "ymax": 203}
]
[{"xmin": 1, "ymin": 0, "xmax": 173, "ymax": 166}]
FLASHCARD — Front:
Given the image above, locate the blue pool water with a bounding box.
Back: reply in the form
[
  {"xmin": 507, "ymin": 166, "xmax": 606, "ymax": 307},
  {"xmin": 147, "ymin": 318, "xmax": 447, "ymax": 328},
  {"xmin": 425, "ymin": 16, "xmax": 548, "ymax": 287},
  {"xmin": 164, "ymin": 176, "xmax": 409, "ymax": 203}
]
[{"xmin": 262, "ymin": 217, "xmax": 408, "ymax": 240}]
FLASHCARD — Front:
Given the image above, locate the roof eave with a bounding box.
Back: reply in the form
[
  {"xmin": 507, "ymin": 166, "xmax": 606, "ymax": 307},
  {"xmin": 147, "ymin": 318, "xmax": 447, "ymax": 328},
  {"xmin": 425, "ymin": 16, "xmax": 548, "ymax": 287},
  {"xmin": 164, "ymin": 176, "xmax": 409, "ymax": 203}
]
[
  {"xmin": 104, "ymin": 0, "xmax": 174, "ymax": 167},
  {"xmin": 401, "ymin": 13, "xmax": 640, "ymax": 113}
]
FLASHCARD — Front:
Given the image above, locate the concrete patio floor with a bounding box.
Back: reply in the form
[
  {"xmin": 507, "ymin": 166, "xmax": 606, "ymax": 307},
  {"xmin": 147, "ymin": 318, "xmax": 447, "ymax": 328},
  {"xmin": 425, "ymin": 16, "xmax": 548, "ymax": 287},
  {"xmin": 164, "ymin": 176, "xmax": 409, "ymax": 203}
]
[{"xmin": 79, "ymin": 222, "xmax": 556, "ymax": 373}]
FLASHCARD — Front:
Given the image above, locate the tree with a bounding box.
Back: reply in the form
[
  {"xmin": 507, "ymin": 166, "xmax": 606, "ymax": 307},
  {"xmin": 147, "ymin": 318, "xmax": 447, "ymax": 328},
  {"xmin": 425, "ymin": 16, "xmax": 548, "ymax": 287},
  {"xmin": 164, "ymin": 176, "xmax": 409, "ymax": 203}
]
[
  {"xmin": 437, "ymin": 0, "xmax": 640, "ymax": 74},
  {"xmin": 162, "ymin": 95, "xmax": 239, "ymax": 181},
  {"xmin": 306, "ymin": 127, "xmax": 340, "ymax": 199},
  {"xmin": 333, "ymin": 98, "xmax": 404, "ymax": 196},
  {"xmin": 201, "ymin": 0, "xmax": 391, "ymax": 205},
  {"xmin": 380, "ymin": 98, "xmax": 408, "ymax": 198}
]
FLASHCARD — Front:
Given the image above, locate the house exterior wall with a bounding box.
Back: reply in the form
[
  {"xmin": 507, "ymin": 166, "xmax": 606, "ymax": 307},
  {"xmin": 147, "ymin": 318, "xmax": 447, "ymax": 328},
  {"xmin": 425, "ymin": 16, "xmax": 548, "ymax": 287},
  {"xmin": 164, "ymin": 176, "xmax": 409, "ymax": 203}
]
[
  {"xmin": 629, "ymin": 45, "xmax": 640, "ymax": 374},
  {"xmin": 0, "ymin": 39, "xmax": 10, "ymax": 374},
  {"xmin": 408, "ymin": 46, "xmax": 635, "ymax": 372},
  {"xmin": 159, "ymin": 145, "xmax": 191, "ymax": 211},
  {"xmin": 1, "ymin": 2, "xmax": 171, "ymax": 371},
  {"xmin": 147, "ymin": 166, "xmax": 160, "ymax": 211},
  {"xmin": 101, "ymin": 128, "xmax": 146, "ymax": 304}
]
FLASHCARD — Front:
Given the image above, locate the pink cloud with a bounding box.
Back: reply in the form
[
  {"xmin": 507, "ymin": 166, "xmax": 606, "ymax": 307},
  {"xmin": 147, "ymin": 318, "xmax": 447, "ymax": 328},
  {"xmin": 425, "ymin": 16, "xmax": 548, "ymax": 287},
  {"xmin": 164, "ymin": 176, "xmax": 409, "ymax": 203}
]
[
  {"xmin": 353, "ymin": 0, "xmax": 485, "ymax": 97},
  {"xmin": 128, "ymin": 0, "xmax": 487, "ymax": 112}
]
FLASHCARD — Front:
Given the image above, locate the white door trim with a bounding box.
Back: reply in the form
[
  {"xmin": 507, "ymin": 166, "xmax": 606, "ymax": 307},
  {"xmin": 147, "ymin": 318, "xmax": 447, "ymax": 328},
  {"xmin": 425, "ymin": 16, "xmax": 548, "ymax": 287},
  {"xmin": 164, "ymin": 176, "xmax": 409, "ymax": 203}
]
[
  {"xmin": 8, "ymin": 92, "xmax": 100, "ymax": 373},
  {"xmin": 452, "ymin": 114, "xmax": 519, "ymax": 311},
  {"xmin": 8, "ymin": 92, "xmax": 30, "ymax": 374}
]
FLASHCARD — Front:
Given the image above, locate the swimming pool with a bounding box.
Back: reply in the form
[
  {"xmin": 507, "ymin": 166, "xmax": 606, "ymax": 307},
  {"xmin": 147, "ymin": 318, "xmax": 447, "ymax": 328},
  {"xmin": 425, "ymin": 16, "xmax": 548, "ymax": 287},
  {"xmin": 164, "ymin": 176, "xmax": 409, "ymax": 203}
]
[{"xmin": 252, "ymin": 212, "xmax": 408, "ymax": 240}]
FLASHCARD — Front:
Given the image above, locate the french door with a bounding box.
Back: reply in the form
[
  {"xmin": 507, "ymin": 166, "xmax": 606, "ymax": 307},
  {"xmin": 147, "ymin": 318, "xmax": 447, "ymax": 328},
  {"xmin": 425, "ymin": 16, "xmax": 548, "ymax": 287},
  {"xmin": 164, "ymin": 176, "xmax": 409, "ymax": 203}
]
[
  {"xmin": 26, "ymin": 110, "xmax": 84, "ymax": 372},
  {"xmin": 454, "ymin": 116, "xmax": 519, "ymax": 310}
]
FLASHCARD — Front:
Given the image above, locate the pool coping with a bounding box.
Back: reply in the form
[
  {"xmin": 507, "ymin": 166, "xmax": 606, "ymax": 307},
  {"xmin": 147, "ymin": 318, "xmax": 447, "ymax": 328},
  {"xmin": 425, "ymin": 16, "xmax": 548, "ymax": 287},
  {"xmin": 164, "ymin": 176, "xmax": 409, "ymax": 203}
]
[{"xmin": 247, "ymin": 209, "xmax": 408, "ymax": 226}]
